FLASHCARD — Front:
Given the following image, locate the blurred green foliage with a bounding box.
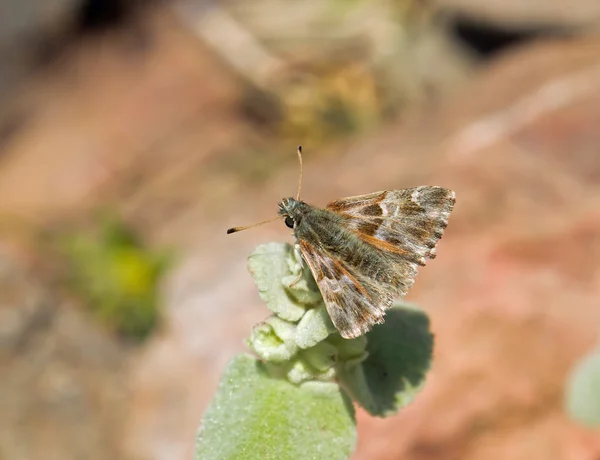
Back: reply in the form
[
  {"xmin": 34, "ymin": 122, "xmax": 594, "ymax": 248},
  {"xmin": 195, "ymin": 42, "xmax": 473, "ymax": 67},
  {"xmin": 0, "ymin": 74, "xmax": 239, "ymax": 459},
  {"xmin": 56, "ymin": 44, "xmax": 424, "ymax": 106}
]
[
  {"xmin": 276, "ymin": 62, "xmax": 381, "ymax": 145},
  {"xmin": 566, "ymin": 347, "xmax": 600, "ymax": 427},
  {"xmin": 62, "ymin": 216, "xmax": 172, "ymax": 341},
  {"xmin": 230, "ymin": 0, "xmax": 469, "ymax": 148}
]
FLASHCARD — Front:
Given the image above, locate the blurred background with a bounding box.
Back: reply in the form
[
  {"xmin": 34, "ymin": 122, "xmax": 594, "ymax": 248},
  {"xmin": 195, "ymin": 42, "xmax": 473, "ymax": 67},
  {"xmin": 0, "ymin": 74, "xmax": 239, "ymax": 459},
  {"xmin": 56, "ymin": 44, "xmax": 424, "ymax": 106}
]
[{"xmin": 1, "ymin": 0, "xmax": 600, "ymax": 459}]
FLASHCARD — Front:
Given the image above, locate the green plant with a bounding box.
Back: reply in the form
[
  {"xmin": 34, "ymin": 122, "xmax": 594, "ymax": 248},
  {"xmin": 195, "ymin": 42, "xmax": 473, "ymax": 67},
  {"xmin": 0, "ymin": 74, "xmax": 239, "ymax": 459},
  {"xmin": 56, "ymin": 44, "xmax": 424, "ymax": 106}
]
[
  {"xmin": 62, "ymin": 216, "xmax": 172, "ymax": 341},
  {"xmin": 196, "ymin": 242, "xmax": 434, "ymax": 459},
  {"xmin": 565, "ymin": 344, "xmax": 600, "ymax": 427}
]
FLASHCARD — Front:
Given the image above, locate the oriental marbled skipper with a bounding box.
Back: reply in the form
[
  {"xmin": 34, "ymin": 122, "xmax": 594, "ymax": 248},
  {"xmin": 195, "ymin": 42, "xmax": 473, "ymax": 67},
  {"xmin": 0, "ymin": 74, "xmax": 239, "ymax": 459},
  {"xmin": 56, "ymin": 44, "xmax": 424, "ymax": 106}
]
[{"xmin": 227, "ymin": 146, "xmax": 455, "ymax": 339}]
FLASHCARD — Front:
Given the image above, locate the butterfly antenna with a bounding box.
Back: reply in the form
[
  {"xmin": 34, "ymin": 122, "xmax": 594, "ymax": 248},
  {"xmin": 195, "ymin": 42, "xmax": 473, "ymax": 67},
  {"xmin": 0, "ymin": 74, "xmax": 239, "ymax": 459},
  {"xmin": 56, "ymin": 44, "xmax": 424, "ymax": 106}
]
[
  {"xmin": 227, "ymin": 145, "xmax": 303, "ymax": 234},
  {"xmin": 226, "ymin": 215, "xmax": 282, "ymax": 234},
  {"xmin": 296, "ymin": 145, "xmax": 303, "ymax": 200}
]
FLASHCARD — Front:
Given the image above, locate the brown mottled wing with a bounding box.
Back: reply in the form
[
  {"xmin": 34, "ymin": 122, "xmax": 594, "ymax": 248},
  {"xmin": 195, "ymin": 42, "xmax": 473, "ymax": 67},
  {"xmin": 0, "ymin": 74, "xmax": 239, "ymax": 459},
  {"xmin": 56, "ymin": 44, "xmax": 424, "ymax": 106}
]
[
  {"xmin": 298, "ymin": 240, "xmax": 393, "ymax": 339},
  {"xmin": 327, "ymin": 186, "xmax": 455, "ymax": 296}
]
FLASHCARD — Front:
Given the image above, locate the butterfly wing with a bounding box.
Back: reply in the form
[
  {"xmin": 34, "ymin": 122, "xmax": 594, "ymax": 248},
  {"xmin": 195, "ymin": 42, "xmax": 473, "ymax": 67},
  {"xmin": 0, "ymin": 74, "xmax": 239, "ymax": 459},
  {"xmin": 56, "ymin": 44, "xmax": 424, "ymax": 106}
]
[
  {"xmin": 298, "ymin": 239, "xmax": 393, "ymax": 339},
  {"xmin": 324, "ymin": 186, "xmax": 455, "ymax": 312},
  {"xmin": 298, "ymin": 186, "xmax": 455, "ymax": 339},
  {"xmin": 327, "ymin": 186, "xmax": 455, "ymax": 275}
]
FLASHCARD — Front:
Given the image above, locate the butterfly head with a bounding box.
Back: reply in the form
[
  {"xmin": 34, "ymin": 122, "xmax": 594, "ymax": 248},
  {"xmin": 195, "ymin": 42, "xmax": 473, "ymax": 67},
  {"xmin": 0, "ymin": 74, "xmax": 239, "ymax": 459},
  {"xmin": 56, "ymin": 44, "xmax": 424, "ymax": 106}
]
[{"xmin": 278, "ymin": 197, "xmax": 309, "ymax": 229}]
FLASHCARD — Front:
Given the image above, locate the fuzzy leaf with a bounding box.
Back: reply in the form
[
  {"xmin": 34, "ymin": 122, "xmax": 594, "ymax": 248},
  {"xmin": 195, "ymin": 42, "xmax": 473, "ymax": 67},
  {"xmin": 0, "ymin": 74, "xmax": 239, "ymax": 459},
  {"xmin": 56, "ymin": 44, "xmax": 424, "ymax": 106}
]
[
  {"xmin": 247, "ymin": 317, "xmax": 299, "ymax": 362},
  {"xmin": 285, "ymin": 355, "xmax": 336, "ymax": 384},
  {"xmin": 336, "ymin": 302, "xmax": 433, "ymax": 416},
  {"xmin": 196, "ymin": 354, "xmax": 356, "ymax": 460},
  {"xmin": 282, "ymin": 250, "xmax": 322, "ymax": 307},
  {"xmin": 566, "ymin": 348, "xmax": 600, "ymax": 427},
  {"xmin": 300, "ymin": 340, "xmax": 338, "ymax": 372},
  {"xmin": 295, "ymin": 302, "xmax": 336, "ymax": 349},
  {"xmin": 247, "ymin": 243, "xmax": 308, "ymax": 321}
]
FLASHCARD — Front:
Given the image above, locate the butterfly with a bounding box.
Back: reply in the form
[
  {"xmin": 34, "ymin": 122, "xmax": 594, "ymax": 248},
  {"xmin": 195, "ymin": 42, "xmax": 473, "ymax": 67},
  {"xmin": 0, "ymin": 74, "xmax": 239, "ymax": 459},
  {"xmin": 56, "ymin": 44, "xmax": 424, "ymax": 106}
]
[{"xmin": 227, "ymin": 147, "xmax": 455, "ymax": 339}]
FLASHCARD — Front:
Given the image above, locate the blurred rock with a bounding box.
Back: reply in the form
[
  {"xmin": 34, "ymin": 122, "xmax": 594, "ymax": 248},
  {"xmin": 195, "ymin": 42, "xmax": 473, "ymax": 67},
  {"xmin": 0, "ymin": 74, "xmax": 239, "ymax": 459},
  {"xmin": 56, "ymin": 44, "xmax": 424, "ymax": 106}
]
[
  {"xmin": 0, "ymin": 252, "xmax": 129, "ymax": 460},
  {"xmin": 174, "ymin": 0, "xmax": 472, "ymax": 145},
  {"xmin": 0, "ymin": 0, "xmax": 158, "ymax": 138},
  {"xmin": 434, "ymin": 0, "xmax": 600, "ymax": 30},
  {"xmin": 0, "ymin": 0, "xmax": 74, "ymax": 133},
  {"xmin": 0, "ymin": 7, "xmax": 239, "ymax": 227}
]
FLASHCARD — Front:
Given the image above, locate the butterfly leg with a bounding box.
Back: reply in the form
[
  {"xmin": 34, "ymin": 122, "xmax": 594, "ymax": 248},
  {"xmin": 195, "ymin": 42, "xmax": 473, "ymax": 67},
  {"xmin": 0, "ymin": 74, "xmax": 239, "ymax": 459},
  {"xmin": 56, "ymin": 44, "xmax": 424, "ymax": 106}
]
[{"xmin": 289, "ymin": 243, "xmax": 304, "ymax": 287}]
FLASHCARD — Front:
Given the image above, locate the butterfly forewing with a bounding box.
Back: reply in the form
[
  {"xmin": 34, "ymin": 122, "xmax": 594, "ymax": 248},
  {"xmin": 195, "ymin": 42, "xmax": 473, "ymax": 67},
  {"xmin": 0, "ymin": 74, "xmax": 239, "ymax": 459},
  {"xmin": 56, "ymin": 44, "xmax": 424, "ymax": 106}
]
[{"xmin": 328, "ymin": 186, "xmax": 455, "ymax": 267}]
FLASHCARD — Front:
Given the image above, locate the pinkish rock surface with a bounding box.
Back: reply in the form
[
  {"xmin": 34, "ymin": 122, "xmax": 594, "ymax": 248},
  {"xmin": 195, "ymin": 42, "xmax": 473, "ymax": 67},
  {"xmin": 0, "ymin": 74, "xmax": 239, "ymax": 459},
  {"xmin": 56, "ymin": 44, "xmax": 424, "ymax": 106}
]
[{"xmin": 1, "ymin": 8, "xmax": 600, "ymax": 460}]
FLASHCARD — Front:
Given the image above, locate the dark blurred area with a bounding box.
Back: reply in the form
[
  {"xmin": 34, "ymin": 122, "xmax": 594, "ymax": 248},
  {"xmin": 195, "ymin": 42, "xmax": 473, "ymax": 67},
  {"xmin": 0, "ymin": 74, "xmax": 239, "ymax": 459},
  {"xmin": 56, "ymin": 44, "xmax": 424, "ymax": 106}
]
[{"xmin": 1, "ymin": 1, "xmax": 600, "ymax": 459}]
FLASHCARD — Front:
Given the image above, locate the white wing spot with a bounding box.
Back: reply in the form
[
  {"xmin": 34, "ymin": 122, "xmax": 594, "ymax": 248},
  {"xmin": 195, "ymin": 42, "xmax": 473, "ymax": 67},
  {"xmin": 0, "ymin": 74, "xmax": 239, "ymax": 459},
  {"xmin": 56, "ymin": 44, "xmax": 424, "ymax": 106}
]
[
  {"xmin": 410, "ymin": 189, "xmax": 421, "ymax": 203},
  {"xmin": 380, "ymin": 203, "xmax": 391, "ymax": 217}
]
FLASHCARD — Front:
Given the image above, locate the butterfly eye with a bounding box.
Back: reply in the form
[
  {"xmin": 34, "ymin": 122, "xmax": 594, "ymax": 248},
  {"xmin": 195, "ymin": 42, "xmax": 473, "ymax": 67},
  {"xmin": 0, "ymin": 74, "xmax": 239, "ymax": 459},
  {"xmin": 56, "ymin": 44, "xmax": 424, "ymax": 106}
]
[{"xmin": 285, "ymin": 216, "xmax": 295, "ymax": 229}]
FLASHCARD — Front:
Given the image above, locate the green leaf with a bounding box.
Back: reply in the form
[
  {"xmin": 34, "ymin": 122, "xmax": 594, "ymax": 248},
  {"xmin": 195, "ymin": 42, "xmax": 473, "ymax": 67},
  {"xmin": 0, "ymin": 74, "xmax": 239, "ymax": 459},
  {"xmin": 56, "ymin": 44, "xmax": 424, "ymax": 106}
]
[
  {"xmin": 247, "ymin": 316, "xmax": 299, "ymax": 363},
  {"xmin": 59, "ymin": 215, "xmax": 171, "ymax": 340},
  {"xmin": 196, "ymin": 354, "xmax": 356, "ymax": 460},
  {"xmin": 247, "ymin": 243, "xmax": 308, "ymax": 321},
  {"xmin": 566, "ymin": 348, "xmax": 600, "ymax": 427},
  {"xmin": 336, "ymin": 302, "xmax": 433, "ymax": 416},
  {"xmin": 300, "ymin": 340, "xmax": 338, "ymax": 373},
  {"xmin": 295, "ymin": 303, "xmax": 336, "ymax": 349},
  {"xmin": 284, "ymin": 355, "xmax": 336, "ymax": 384}
]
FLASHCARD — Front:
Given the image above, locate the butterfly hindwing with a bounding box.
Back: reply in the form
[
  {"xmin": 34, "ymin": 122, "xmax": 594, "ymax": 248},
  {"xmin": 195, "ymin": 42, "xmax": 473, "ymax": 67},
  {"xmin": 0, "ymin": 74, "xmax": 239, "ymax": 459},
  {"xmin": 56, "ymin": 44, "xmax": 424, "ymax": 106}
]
[{"xmin": 298, "ymin": 240, "xmax": 393, "ymax": 339}]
